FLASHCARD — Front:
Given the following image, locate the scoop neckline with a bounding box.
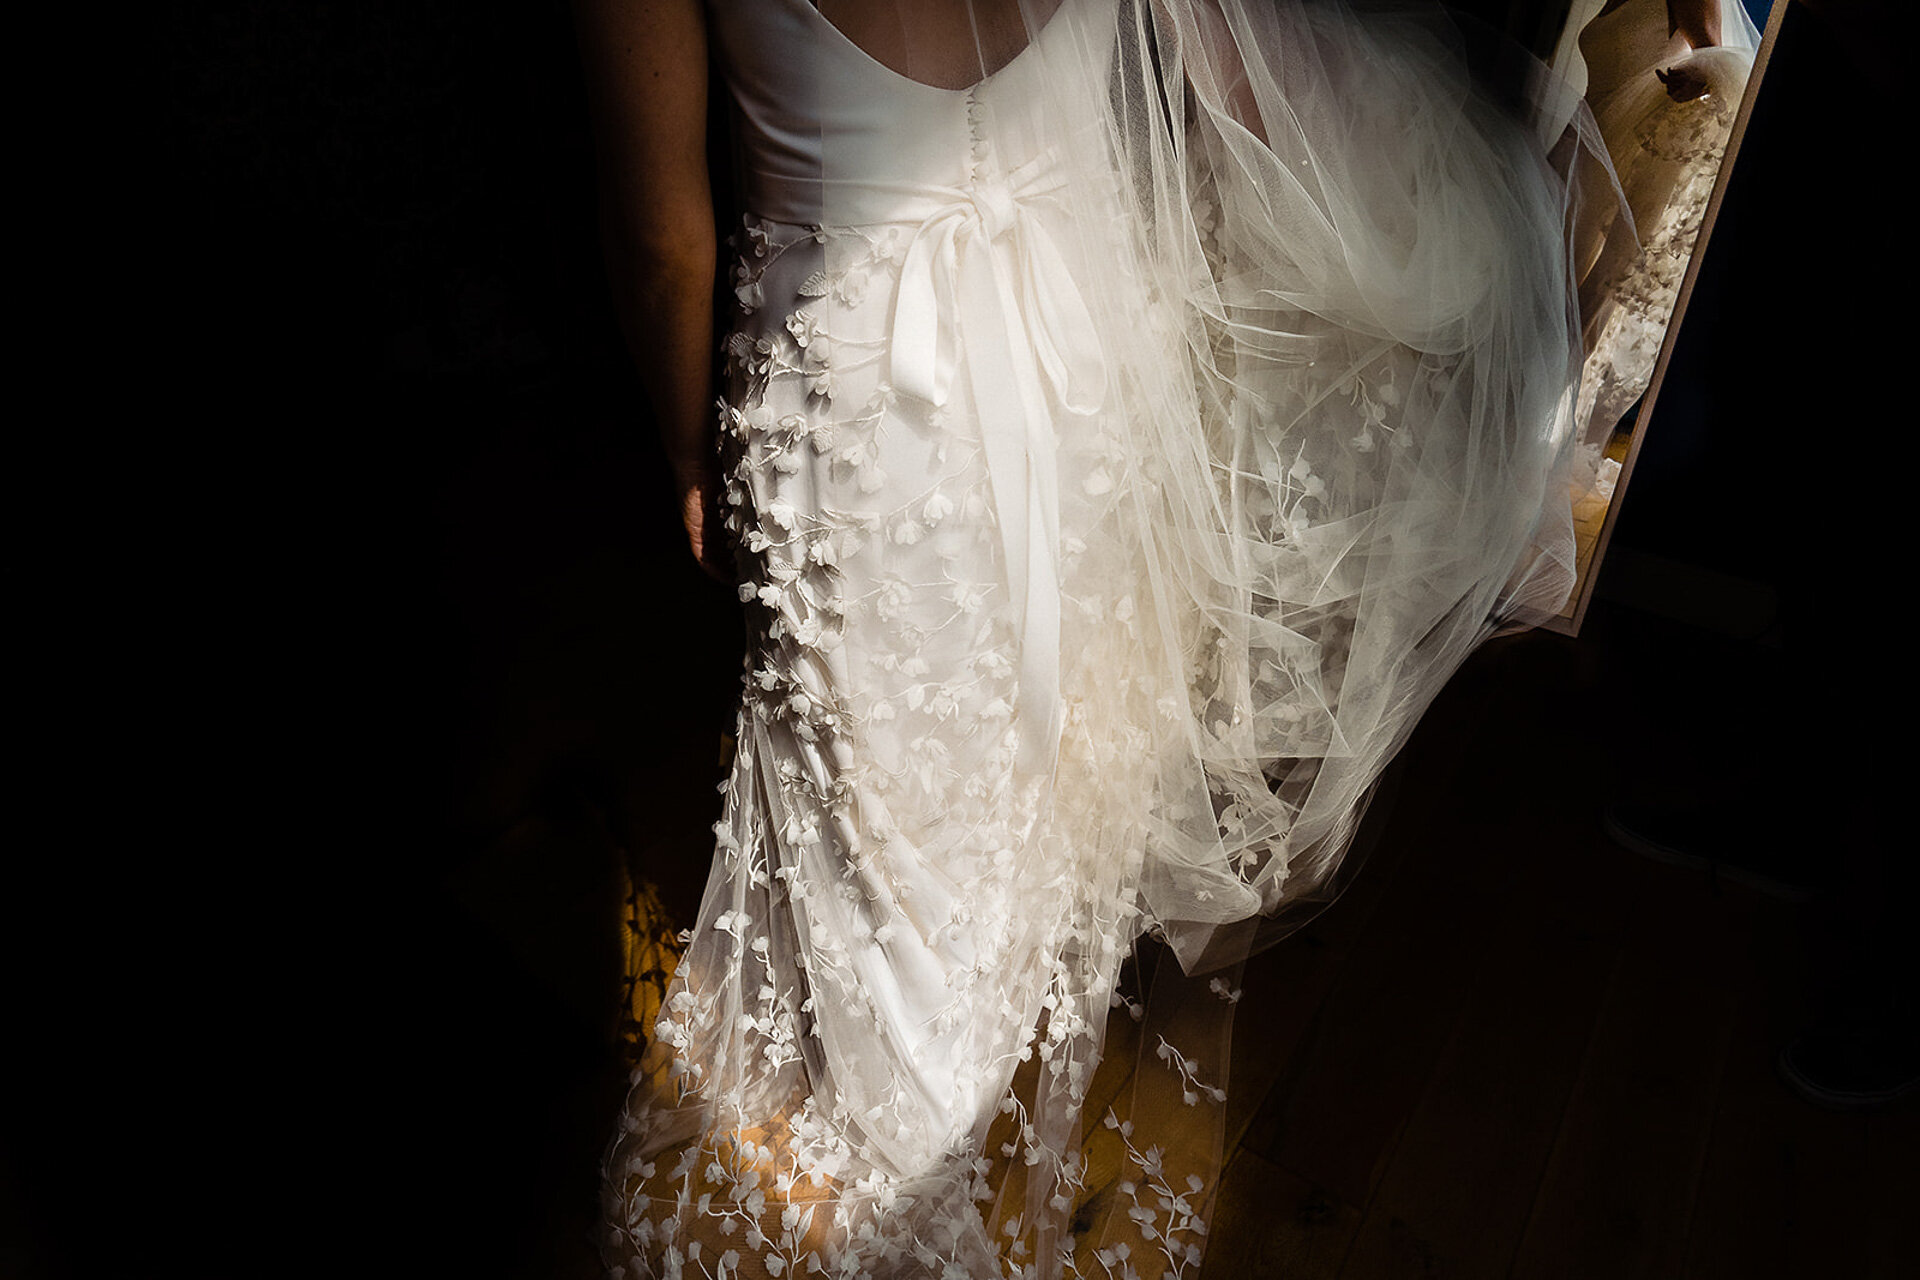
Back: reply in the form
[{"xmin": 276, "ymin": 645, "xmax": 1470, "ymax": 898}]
[{"xmin": 782, "ymin": 0, "xmax": 1072, "ymax": 96}]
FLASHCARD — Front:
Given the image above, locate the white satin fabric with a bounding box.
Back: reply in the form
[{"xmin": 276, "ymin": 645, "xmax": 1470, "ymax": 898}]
[{"xmin": 605, "ymin": 2, "xmax": 1588, "ymax": 1275}]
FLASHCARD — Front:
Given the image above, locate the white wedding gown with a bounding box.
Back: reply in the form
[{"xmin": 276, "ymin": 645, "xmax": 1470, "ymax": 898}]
[
  {"xmin": 1568, "ymin": 0, "xmax": 1760, "ymax": 459},
  {"xmin": 605, "ymin": 2, "xmax": 1585, "ymax": 1276}
]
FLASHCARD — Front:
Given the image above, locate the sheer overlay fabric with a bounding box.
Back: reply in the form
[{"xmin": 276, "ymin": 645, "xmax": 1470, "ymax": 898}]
[{"xmin": 605, "ymin": 3, "xmax": 1595, "ymax": 1275}]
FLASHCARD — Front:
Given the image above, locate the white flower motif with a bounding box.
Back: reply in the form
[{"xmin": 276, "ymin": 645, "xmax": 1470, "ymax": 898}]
[
  {"xmin": 834, "ymin": 268, "xmax": 869, "ymax": 306},
  {"xmin": 807, "ymin": 363, "xmax": 837, "ymax": 401},
  {"xmin": 785, "ymin": 309, "xmax": 820, "ymax": 348},
  {"xmin": 875, "ymin": 578, "xmax": 913, "ymax": 621}
]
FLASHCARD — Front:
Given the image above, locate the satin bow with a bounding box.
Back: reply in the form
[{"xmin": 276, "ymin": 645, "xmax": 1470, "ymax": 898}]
[{"xmin": 889, "ymin": 149, "xmax": 1107, "ymax": 776}]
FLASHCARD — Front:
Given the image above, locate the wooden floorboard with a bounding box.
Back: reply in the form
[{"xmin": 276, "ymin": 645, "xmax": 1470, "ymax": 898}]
[
  {"xmin": 1220, "ymin": 765, "xmax": 1413, "ymax": 1160},
  {"xmin": 1680, "ymin": 937, "xmax": 1873, "ymax": 1280},
  {"xmin": 1237, "ymin": 835, "xmax": 1497, "ymax": 1216},
  {"xmin": 1336, "ymin": 829, "xmax": 1627, "ymax": 1280},
  {"xmin": 1863, "ymin": 1105, "xmax": 1920, "ymax": 1279},
  {"xmin": 1508, "ymin": 855, "xmax": 1742, "ymax": 1280},
  {"xmin": 1204, "ymin": 1147, "xmax": 1366, "ymax": 1280},
  {"xmin": 1234, "ymin": 658, "xmax": 1528, "ymax": 1214}
]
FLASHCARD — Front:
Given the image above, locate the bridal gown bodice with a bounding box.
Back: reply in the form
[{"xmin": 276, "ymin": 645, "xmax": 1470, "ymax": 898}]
[
  {"xmin": 711, "ymin": 0, "xmax": 1099, "ymax": 221},
  {"xmin": 605, "ymin": 3, "xmax": 1586, "ymax": 1276}
]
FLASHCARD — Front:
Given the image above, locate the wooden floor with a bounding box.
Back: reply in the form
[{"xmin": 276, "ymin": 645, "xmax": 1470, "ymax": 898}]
[
  {"xmin": 423, "ymin": 453, "xmax": 1916, "ymax": 1279},
  {"xmin": 1195, "ymin": 619, "xmax": 1917, "ymax": 1279}
]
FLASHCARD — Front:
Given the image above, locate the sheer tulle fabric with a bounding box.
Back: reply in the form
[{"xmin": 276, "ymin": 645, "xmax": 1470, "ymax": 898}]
[{"xmin": 605, "ymin": 3, "xmax": 1589, "ymax": 1275}]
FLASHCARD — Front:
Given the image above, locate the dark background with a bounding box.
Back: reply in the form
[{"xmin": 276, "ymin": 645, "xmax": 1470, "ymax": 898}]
[{"xmin": 7, "ymin": 1, "xmax": 1904, "ymax": 1276}]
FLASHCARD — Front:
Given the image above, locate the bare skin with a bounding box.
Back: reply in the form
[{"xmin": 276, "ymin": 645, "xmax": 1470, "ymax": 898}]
[
  {"xmin": 1660, "ymin": 0, "xmax": 1725, "ymax": 102},
  {"xmin": 1666, "ymin": 0, "xmax": 1724, "ymax": 48},
  {"xmin": 573, "ymin": 0, "xmax": 730, "ymax": 580},
  {"xmin": 1601, "ymin": 0, "xmax": 1724, "ymax": 47}
]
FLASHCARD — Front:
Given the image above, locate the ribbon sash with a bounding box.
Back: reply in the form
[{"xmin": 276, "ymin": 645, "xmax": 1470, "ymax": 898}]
[{"xmin": 888, "ymin": 150, "xmax": 1107, "ymax": 776}]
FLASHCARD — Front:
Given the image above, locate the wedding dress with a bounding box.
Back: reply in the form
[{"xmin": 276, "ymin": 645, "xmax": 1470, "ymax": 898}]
[
  {"xmin": 1566, "ymin": 0, "xmax": 1761, "ymax": 469},
  {"xmin": 604, "ymin": 3, "xmax": 1587, "ymax": 1275}
]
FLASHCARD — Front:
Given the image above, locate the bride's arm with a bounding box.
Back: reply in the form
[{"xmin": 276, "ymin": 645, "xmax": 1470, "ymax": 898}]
[
  {"xmin": 1666, "ymin": 0, "xmax": 1723, "ymax": 48},
  {"xmin": 573, "ymin": 0, "xmax": 729, "ymax": 580}
]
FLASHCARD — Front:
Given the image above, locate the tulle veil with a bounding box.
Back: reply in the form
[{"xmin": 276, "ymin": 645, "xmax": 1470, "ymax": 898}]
[{"xmin": 604, "ymin": 3, "xmax": 1603, "ymax": 1275}]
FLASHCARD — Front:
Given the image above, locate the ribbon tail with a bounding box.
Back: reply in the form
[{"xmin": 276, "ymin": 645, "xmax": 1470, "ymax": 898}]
[
  {"xmin": 971, "ymin": 246, "xmax": 1066, "ymax": 782},
  {"xmin": 1018, "ymin": 223, "xmax": 1109, "ymax": 416},
  {"xmin": 891, "ymin": 218, "xmax": 966, "ymax": 407}
]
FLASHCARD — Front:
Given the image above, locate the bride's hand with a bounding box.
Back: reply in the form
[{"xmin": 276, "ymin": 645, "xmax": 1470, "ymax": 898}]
[
  {"xmin": 1655, "ymin": 63, "xmax": 1712, "ymax": 102},
  {"xmin": 677, "ymin": 464, "xmax": 733, "ymax": 583},
  {"xmin": 1658, "ymin": 0, "xmax": 1722, "ymax": 103}
]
